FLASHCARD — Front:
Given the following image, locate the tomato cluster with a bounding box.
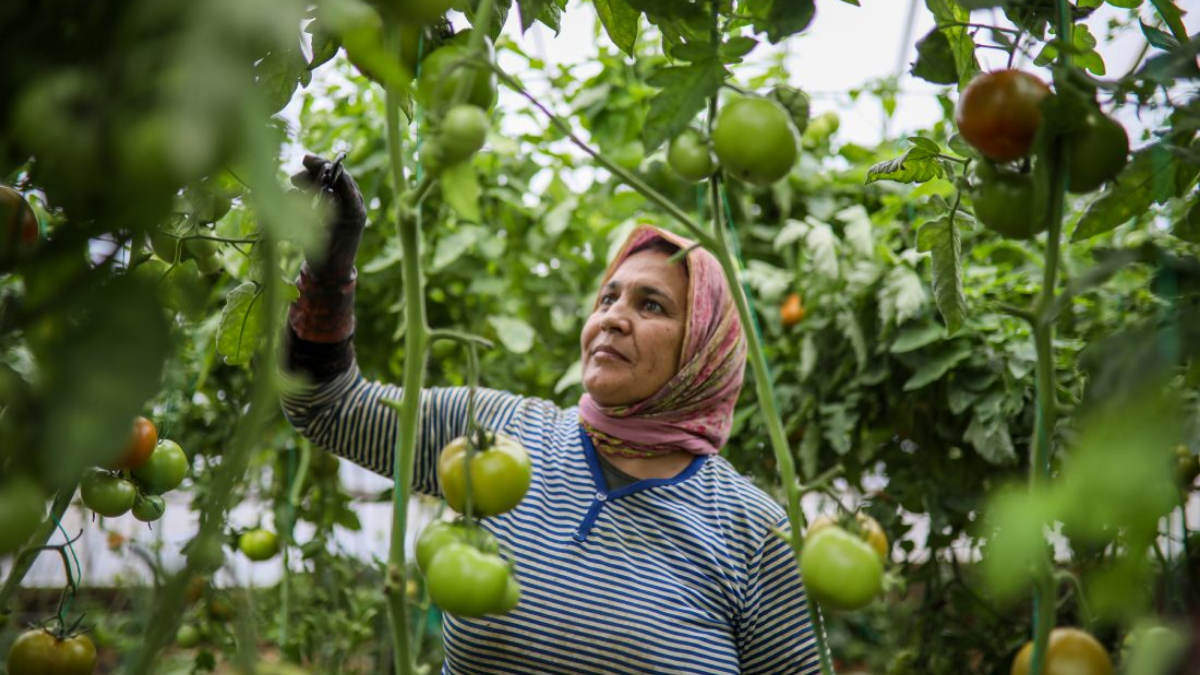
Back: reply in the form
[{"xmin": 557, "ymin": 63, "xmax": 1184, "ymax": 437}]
[
  {"xmin": 416, "ymin": 520, "xmax": 520, "ymax": 618},
  {"xmin": 7, "ymin": 629, "xmax": 96, "ymax": 675},
  {"xmin": 79, "ymin": 416, "xmax": 188, "ymax": 522},
  {"xmin": 416, "ymin": 31, "xmax": 497, "ymax": 174},
  {"xmin": 800, "ymin": 513, "xmax": 888, "ymax": 611}
]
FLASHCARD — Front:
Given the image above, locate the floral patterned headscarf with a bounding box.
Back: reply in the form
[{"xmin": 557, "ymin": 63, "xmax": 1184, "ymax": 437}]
[{"xmin": 578, "ymin": 225, "xmax": 747, "ymax": 457}]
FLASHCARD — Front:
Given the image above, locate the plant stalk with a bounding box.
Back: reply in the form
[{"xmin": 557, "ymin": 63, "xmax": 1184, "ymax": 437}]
[{"xmin": 0, "ymin": 482, "xmax": 78, "ymax": 612}]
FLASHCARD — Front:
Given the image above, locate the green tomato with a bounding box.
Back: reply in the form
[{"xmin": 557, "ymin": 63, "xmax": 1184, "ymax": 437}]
[
  {"xmin": 610, "ymin": 140, "xmax": 645, "ymax": 173},
  {"xmin": 439, "ymin": 105, "xmax": 489, "ymax": 164},
  {"xmin": 80, "ymin": 469, "xmax": 137, "ymax": 518},
  {"xmin": 148, "ymin": 227, "xmax": 184, "ymax": 263},
  {"xmin": 6, "ymin": 629, "xmax": 96, "ymax": 675},
  {"xmin": 132, "ymin": 494, "xmax": 166, "ymax": 523},
  {"xmin": 712, "ymin": 97, "xmax": 798, "ymax": 186},
  {"xmin": 0, "ymin": 476, "xmax": 46, "ymax": 554},
  {"xmin": 494, "ymin": 573, "xmax": 521, "ymax": 614},
  {"xmin": 971, "ymin": 171, "xmax": 1049, "ymax": 240},
  {"xmin": 425, "ymin": 543, "xmax": 510, "ymax": 617},
  {"xmin": 417, "ymin": 43, "xmax": 496, "ymax": 113},
  {"xmin": 437, "ymin": 434, "xmax": 532, "ymax": 517},
  {"xmin": 415, "ymin": 521, "xmax": 498, "ymax": 574},
  {"xmin": 175, "ymin": 624, "xmax": 202, "ymax": 649},
  {"xmin": 1065, "ymin": 110, "xmax": 1129, "ymax": 194},
  {"xmin": 239, "ymin": 529, "xmax": 280, "ymax": 561},
  {"xmin": 132, "ymin": 439, "xmax": 188, "ymax": 495},
  {"xmin": 667, "ymin": 130, "xmax": 715, "ymax": 182},
  {"xmin": 800, "ymin": 526, "xmax": 883, "ymax": 611},
  {"xmin": 187, "ymin": 535, "xmax": 226, "ymax": 574}
]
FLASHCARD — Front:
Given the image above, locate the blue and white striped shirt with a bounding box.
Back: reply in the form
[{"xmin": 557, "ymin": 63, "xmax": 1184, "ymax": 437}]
[{"xmin": 283, "ymin": 365, "xmax": 823, "ymax": 674}]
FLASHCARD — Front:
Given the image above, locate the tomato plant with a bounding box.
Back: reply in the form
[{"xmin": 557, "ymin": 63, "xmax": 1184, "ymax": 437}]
[
  {"xmin": 712, "ymin": 96, "xmax": 797, "ymax": 186},
  {"xmin": 667, "ymin": 129, "xmax": 715, "ymax": 182},
  {"xmin": 131, "ymin": 439, "xmax": 187, "ymax": 495},
  {"xmin": 239, "ymin": 528, "xmax": 281, "ymax": 561},
  {"xmin": 1064, "ymin": 110, "xmax": 1129, "ymax": 194},
  {"xmin": 424, "ymin": 542, "xmax": 512, "ymax": 617},
  {"xmin": 0, "ymin": 475, "xmax": 46, "ymax": 553},
  {"xmin": 437, "ymin": 433, "xmax": 532, "ymax": 517},
  {"xmin": 6, "ymin": 629, "xmax": 96, "ymax": 675},
  {"xmin": 80, "ymin": 469, "xmax": 137, "ymax": 517},
  {"xmin": 956, "ymin": 70, "xmax": 1050, "ymax": 162},
  {"xmin": 104, "ymin": 415, "xmax": 158, "ymax": 471},
  {"xmin": 1011, "ymin": 627, "xmax": 1113, "ymax": 675},
  {"xmin": 800, "ymin": 526, "xmax": 883, "ymax": 611}
]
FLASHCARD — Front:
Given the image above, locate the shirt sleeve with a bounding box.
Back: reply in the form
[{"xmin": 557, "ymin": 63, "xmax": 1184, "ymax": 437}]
[
  {"xmin": 737, "ymin": 517, "xmax": 827, "ymax": 675},
  {"xmin": 280, "ymin": 362, "xmax": 527, "ymax": 497}
]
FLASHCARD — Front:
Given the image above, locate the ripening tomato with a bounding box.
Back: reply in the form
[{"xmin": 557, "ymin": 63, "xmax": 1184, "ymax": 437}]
[
  {"xmin": 800, "ymin": 526, "xmax": 884, "ymax": 611},
  {"xmin": 0, "ymin": 476, "xmax": 46, "ymax": 554},
  {"xmin": 1011, "ymin": 627, "xmax": 1113, "ymax": 675},
  {"xmin": 780, "ymin": 293, "xmax": 805, "ymax": 327},
  {"xmin": 712, "ymin": 97, "xmax": 798, "ymax": 186},
  {"xmin": 438, "ymin": 433, "xmax": 532, "ymax": 517},
  {"xmin": 972, "ymin": 171, "xmax": 1049, "ymax": 240},
  {"xmin": 239, "ymin": 529, "xmax": 280, "ymax": 561},
  {"xmin": 425, "ymin": 543, "xmax": 510, "ymax": 617},
  {"xmin": 0, "ymin": 186, "xmax": 39, "ymax": 261},
  {"xmin": 6, "ymin": 629, "xmax": 96, "ymax": 675},
  {"xmin": 132, "ymin": 439, "xmax": 188, "ymax": 495},
  {"xmin": 105, "ymin": 416, "xmax": 158, "ymax": 471},
  {"xmin": 667, "ymin": 129, "xmax": 716, "ymax": 182},
  {"xmin": 1064, "ymin": 110, "xmax": 1129, "ymax": 194},
  {"xmin": 956, "ymin": 70, "xmax": 1051, "ymax": 162},
  {"xmin": 80, "ymin": 469, "xmax": 137, "ymax": 517},
  {"xmin": 806, "ymin": 513, "xmax": 889, "ymax": 562}
]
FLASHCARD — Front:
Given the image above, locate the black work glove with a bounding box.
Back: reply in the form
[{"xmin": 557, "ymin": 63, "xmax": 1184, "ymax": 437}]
[{"xmin": 289, "ymin": 153, "xmax": 367, "ymax": 284}]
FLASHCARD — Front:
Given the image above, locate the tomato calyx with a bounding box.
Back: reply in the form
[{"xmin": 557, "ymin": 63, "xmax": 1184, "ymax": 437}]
[{"xmin": 7, "ymin": 622, "xmax": 97, "ymax": 675}]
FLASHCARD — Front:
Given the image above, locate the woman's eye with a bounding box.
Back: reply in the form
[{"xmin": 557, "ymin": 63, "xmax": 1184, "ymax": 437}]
[
  {"xmin": 645, "ymin": 300, "xmax": 664, "ymax": 313},
  {"xmin": 599, "ymin": 294, "xmax": 616, "ymax": 306}
]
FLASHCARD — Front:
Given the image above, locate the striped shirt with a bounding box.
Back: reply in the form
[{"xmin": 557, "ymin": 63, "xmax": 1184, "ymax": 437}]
[{"xmin": 283, "ymin": 364, "xmax": 823, "ymax": 674}]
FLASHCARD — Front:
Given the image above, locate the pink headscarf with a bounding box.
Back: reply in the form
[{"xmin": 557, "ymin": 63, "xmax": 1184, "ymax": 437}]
[{"xmin": 578, "ymin": 225, "xmax": 747, "ymax": 457}]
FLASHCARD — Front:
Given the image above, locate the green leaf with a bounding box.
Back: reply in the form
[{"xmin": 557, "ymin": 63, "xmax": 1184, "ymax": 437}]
[
  {"xmin": 217, "ymin": 281, "xmax": 266, "ymax": 366},
  {"xmin": 879, "ymin": 265, "xmax": 928, "ymax": 327},
  {"xmin": 306, "ymin": 19, "xmax": 341, "ymax": 71},
  {"xmin": 891, "ymin": 321, "xmax": 946, "ymax": 354},
  {"xmin": 720, "ymin": 37, "xmax": 759, "ymax": 62},
  {"xmin": 964, "ymin": 413, "xmax": 1016, "ymax": 464},
  {"xmin": 866, "ymin": 149, "xmax": 944, "ymax": 184},
  {"xmin": 837, "ymin": 310, "xmax": 868, "ymax": 372},
  {"xmin": 902, "ymin": 341, "xmax": 971, "ymax": 391},
  {"xmin": 1174, "ymin": 200, "xmax": 1200, "ymax": 243},
  {"xmin": 517, "ymin": 0, "xmax": 562, "ymax": 33},
  {"xmin": 440, "ymin": 161, "xmax": 482, "ymax": 223},
  {"xmin": 1073, "ymin": 141, "xmax": 1198, "ymax": 241},
  {"xmin": 911, "ymin": 28, "xmax": 958, "ymax": 85},
  {"xmin": 819, "ymin": 402, "xmax": 858, "ymax": 455},
  {"xmin": 1140, "ymin": 21, "xmax": 1179, "ymax": 50},
  {"xmin": 923, "ymin": 0, "xmax": 980, "ymax": 87},
  {"xmin": 433, "ymin": 225, "xmax": 483, "ymax": 271},
  {"xmin": 917, "ymin": 216, "xmax": 966, "ymax": 334},
  {"xmin": 488, "ymin": 316, "xmax": 536, "ymax": 354},
  {"xmin": 642, "ymin": 60, "xmax": 726, "ymax": 151},
  {"xmin": 256, "ymin": 39, "xmax": 309, "ymax": 114},
  {"xmin": 752, "ymin": 0, "xmax": 816, "ymax": 43},
  {"xmin": 594, "ymin": 0, "xmax": 640, "ymax": 56}
]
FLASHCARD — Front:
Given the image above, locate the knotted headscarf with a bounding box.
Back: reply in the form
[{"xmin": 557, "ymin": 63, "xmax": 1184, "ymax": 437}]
[{"xmin": 578, "ymin": 225, "xmax": 747, "ymax": 457}]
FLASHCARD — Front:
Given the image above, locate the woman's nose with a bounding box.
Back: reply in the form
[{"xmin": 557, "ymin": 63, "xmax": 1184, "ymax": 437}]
[{"xmin": 599, "ymin": 302, "xmax": 632, "ymax": 332}]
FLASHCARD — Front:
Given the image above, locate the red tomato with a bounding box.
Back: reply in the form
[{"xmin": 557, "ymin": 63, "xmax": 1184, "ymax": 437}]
[
  {"xmin": 105, "ymin": 415, "xmax": 158, "ymax": 471},
  {"xmin": 956, "ymin": 70, "xmax": 1051, "ymax": 162}
]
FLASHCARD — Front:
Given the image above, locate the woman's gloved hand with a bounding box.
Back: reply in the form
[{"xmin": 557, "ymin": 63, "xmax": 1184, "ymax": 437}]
[
  {"xmin": 287, "ymin": 153, "xmax": 366, "ymax": 346},
  {"xmin": 289, "ymin": 153, "xmax": 367, "ymax": 283}
]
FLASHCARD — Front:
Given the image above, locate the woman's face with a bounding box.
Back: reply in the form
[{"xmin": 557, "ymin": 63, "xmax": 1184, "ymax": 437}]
[{"xmin": 580, "ymin": 250, "xmax": 688, "ymax": 407}]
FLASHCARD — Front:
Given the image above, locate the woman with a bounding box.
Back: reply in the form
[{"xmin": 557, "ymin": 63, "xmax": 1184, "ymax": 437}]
[{"xmin": 284, "ymin": 155, "xmax": 824, "ymax": 674}]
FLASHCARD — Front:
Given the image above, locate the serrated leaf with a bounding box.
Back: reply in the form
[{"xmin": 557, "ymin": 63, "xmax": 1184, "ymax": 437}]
[
  {"xmin": 595, "ymin": 0, "xmax": 640, "ymax": 56},
  {"xmin": 879, "ymin": 265, "xmax": 928, "ymax": 327},
  {"xmin": 903, "ymin": 341, "xmax": 972, "ymax": 391},
  {"xmin": 1073, "ymin": 142, "xmax": 1197, "ymax": 241},
  {"xmin": 643, "ymin": 60, "xmax": 727, "ymax": 151},
  {"xmin": 440, "ymin": 161, "xmax": 482, "ymax": 223},
  {"xmin": 217, "ymin": 282, "xmax": 265, "ymax": 366},
  {"xmin": 720, "ymin": 36, "xmax": 758, "ymax": 61},
  {"xmin": 820, "ymin": 402, "xmax": 858, "ymax": 455},
  {"xmin": 1139, "ymin": 21, "xmax": 1179, "ymax": 51},
  {"xmin": 837, "ymin": 310, "xmax": 867, "ymax": 372},
  {"xmin": 917, "ymin": 216, "xmax": 966, "ymax": 334},
  {"xmin": 867, "ymin": 149, "xmax": 944, "ymax": 184},
  {"xmin": 911, "ymin": 28, "xmax": 958, "ymax": 85},
  {"xmin": 806, "ymin": 220, "xmax": 840, "ymax": 280},
  {"xmin": 743, "ymin": 260, "xmax": 791, "ymax": 303},
  {"xmin": 488, "ymin": 316, "xmax": 536, "ymax": 354},
  {"xmin": 773, "ymin": 219, "xmax": 809, "ymax": 249},
  {"xmin": 752, "ymin": 0, "xmax": 815, "ymax": 43}
]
